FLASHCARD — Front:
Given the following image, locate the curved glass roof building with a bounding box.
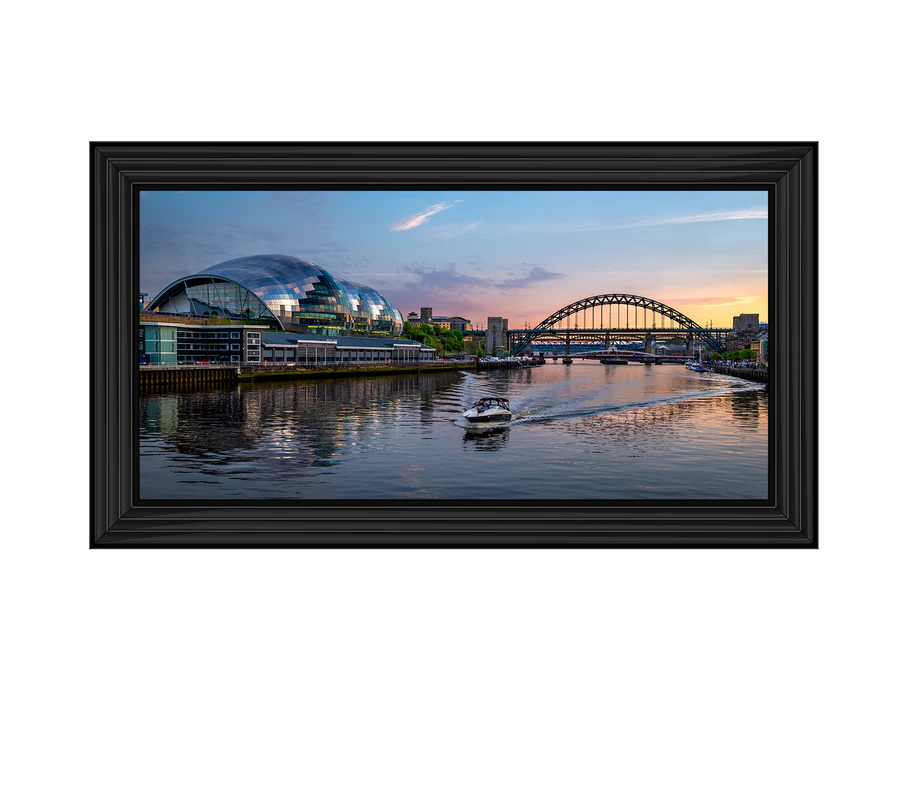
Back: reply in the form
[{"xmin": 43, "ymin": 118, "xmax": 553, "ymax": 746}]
[{"xmin": 147, "ymin": 255, "xmax": 404, "ymax": 336}]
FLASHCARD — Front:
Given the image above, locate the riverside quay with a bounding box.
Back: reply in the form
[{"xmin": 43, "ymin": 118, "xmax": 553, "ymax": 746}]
[{"xmin": 140, "ymin": 322, "xmax": 435, "ymax": 366}]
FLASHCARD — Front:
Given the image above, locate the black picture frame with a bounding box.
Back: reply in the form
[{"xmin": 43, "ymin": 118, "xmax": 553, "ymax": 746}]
[{"xmin": 90, "ymin": 142, "xmax": 817, "ymax": 548}]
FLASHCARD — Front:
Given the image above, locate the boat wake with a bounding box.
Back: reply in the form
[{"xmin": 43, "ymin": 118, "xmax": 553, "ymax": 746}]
[{"xmin": 453, "ymin": 383, "xmax": 764, "ymax": 429}]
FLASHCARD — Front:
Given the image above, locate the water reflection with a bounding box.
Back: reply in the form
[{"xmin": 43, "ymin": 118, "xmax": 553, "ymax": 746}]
[
  {"xmin": 730, "ymin": 388, "xmax": 763, "ymax": 431},
  {"xmin": 140, "ymin": 389, "xmax": 264, "ymax": 456},
  {"xmin": 563, "ymin": 390, "xmax": 767, "ymax": 457},
  {"xmin": 462, "ymin": 427, "xmax": 510, "ymax": 451},
  {"xmin": 144, "ymin": 374, "xmax": 461, "ymax": 459},
  {"xmin": 140, "ymin": 363, "xmax": 768, "ymax": 500}
]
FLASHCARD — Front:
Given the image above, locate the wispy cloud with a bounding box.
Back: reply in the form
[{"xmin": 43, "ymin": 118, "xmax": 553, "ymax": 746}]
[
  {"xmin": 505, "ymin": 206, "xmax": 767, "ymax": 235},
  {"xmin": 662, "ymin": 296, "xmax": 759, "ymax": 307},
  {"xmin": 610, "ymin": 207, "xmax": 768, "ymax": 229},
  {"xmin": 407, "ymin": 265, "xmax": 491, "ymax": 292},
  {"xmin": 496, "ymin": 266, "xmax": 566, "ymax": 289},
  {"xmin": 382, "ymin": 263, "xmax": 566, "ymax": 300},
  {"xmin": 341, "ymin": 272, "xmax": 408, "ymax": 279},
  {"xmin": 692, "ymin": 268, "xmax": 768, "ymax": 273},
  {"xmin": 391, "ymin": 200, "xmax": 462, "ymax": 232}
]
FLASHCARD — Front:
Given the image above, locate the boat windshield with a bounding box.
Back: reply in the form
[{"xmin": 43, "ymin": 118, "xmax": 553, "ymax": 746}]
[{"xmin": 474, "ymin": 397, "xmax": 509, "ymax": 409}]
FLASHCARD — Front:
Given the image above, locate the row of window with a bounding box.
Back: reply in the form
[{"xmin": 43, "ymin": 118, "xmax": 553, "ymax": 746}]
[
  {"xmin": 179, "ymin": 355, "xmax": 241, "ymax": 363},
  {"xmin": 139, "ymin": 342, "xmax": 177, "ymax": 352},
  {"xmin": 178, "ymin": 343, "xmax": 241, "ymax": 352},
  {"xmin": 261, "ymin": 347, "xmax": 433, "ymax": 362},
  {"xmin": 179, "ymin": 330, "xmax": 243, "ymax": 340}
]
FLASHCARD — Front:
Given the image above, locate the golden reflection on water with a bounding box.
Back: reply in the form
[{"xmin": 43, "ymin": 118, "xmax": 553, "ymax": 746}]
[{"xmin": 140, "ymin": 363, "xmax": 767, "ymax": 500}]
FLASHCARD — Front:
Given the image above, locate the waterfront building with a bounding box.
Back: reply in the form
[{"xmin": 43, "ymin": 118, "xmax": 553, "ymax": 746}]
[
  {"xmin": 446, "ymin": 316, "xmax": 473, "ymax": 331},
  {"xmin": 140, "ymin": 322, "xmax": 268, "ymax": 364},
  {"xmin": 140, "ymin": 322, "xmax": 434, "ymax": 365},
  {"xmin": 145, "ymin": 254, "xmax": 403, "ymax": 337},
  {"xmin": 406, "ymin": 309, "xmax": 472, "ymax": 331},
  {"xmin": 725, "ymin": 335, "xmax": 752, "ymax": 353},
  {"xmin": 750, "ymin": 330, "xmax": 769, "ymax": 362},
  {"xmin": 415, "ymin": 315, "xmax": 471, "ymax": 331},
  {"xmin": 260, "ymin": 332, "xmax": 435, "ymax": 364}
]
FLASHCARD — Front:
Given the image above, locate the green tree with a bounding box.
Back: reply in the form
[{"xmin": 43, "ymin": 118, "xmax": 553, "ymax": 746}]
[{"xmin": 434, "ymin": 327, "xmax": 464, "ymax": 353}]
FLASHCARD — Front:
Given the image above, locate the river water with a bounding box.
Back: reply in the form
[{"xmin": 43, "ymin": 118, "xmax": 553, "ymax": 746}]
[{"xmin": 139, "ymin": 362, "xmax": 768, "ymax": 500}]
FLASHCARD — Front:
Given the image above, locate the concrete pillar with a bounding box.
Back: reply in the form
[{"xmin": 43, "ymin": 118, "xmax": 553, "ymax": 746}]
[
  {"xmin": 565, "ymin": 331, "xmax": 571, "ymax": 356},
  {"xmin": 644, "ymin": 332, "xmax": 652, "ymax": 353},
  {"xmin": 686, "ymin": 332, "xmax": 694, "ymax": 356}
]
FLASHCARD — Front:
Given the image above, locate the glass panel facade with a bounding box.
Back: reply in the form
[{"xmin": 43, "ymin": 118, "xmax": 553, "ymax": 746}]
[
  {"xmin": 151, "ymin": 277, "xmax": 276, "ymax": 323},
  {"xmin": 147, "ymin": 255, "xmax": 403, "ymax": 336},
  {"xmin": 142, "ymin": 326, "xmax": 178, "ymax": 364},
  {"xmin": 342, "ymin": 281, "xmax": 405, "ymax": 336}
]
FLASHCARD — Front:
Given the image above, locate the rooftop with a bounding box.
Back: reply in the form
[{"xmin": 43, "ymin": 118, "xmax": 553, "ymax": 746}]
[
  {"xmin": 140, "ymin": 321, "xmax": 270, "ymax": 329},
  {"xmin": 262, "ymin": 332, "xmax": 435, "ymax": 351}
]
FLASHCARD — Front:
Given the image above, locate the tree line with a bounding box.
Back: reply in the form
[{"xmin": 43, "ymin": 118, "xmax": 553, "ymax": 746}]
[
  {"xmin": 709, "ymin": 349, "xmax": 758, "ymax": 362},
  {"xmin": 399, "ymin": 322, "xmax": 484, "ymax": 355}
]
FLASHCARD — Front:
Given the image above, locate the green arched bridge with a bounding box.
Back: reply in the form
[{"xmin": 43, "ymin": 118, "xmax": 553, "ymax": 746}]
[{"xmin": 506, "ymin": 294, "xmax": 731, "ymax": 356}]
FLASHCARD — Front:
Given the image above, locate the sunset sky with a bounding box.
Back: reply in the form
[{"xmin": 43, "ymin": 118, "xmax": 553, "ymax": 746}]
[{"xmin": 140, "ymin": 190, "xmax": 768, "ymax": 328}]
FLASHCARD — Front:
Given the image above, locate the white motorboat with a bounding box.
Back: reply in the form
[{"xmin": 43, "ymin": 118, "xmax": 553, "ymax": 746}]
[{"xmin": 462, "ymin": 396, "xmax": 513, "ymax": 425}]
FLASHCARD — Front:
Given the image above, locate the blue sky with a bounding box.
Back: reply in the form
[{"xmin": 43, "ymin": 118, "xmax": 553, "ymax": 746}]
[{"xmin": 140, "ymin": 190, "xmax": 768, "ymax": 327}]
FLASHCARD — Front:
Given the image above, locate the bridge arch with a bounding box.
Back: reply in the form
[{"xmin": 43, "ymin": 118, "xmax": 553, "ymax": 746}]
[{"xmin": 510, "ymin": 294, "xmax": 724, "ymax": 354}]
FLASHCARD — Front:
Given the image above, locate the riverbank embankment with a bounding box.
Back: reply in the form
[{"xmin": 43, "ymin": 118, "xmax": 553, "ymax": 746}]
[
  {"xmin": 140, "ymin": 361, "xmax": 476, "ymax": 389},
  {"xmin": 713, "ymin": 364, "xmax": 768, "ymax": 383},
  {"xmin": 237, "ymin": 362, "xmax": 475, "ymax": 382}
]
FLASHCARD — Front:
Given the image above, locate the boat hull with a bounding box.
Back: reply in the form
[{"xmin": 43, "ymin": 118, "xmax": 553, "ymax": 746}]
[
  {"xmin": 463, "ymin": 396, "xmax": 513, "ymax": 426},
  {"xmin": 463, "ymin": 412, "xmax": 512, "ymax": 424}
]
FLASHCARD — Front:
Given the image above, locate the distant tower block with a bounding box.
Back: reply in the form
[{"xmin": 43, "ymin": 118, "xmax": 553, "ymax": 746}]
[
  {"xmin": 420, "ymin": 307, "xmax": 433, "ymax": 323},
  {"xmin": 485, "ymin": 316, "xmax": 509, "ymax": 354},
  {"xmin": 732, "ymin": 313, "xmax": 759, "ymax": 333}
]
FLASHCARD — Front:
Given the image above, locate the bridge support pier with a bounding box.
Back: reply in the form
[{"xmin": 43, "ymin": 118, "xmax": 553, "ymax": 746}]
[
  {"xmin": 686, "ymin": 331, "xmax": 694, "ymax": 357},
  {"xmin": 565, "ymin": 331, "xmax": 570, "ymax": 356},
  {"xmin": 644, "ymin": 332, "xmax": 652, "ymax": 353}
]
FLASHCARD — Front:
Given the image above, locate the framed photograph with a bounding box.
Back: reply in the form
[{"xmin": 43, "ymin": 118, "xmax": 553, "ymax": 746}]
[{"xmin": 90, "ymin": 142, "xmax": 817, "ymax": 547}]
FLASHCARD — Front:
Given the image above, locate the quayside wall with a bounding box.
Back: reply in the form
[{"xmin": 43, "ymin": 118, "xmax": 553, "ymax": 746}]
[
  {"xmin": 140, "ymin": 361, "xmax": 476, "ymax": 388},
  {"xmin": 713, "ymin": 364, "xmax": 768, "ymax": 384}
]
